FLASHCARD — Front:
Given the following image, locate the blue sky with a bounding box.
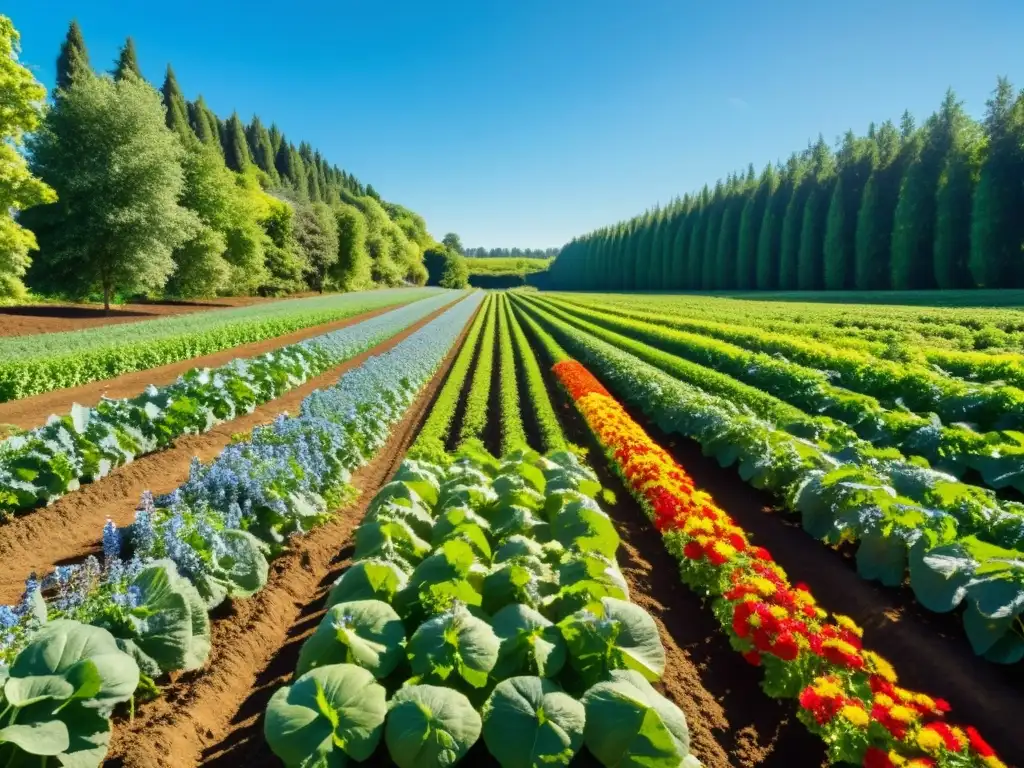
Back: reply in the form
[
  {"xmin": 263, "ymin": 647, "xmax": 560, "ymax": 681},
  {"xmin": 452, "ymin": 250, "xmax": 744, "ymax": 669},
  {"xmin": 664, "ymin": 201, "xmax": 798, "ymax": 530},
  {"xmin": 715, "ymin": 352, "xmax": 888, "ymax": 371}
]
[{"xmin": 9, "ymin": 0, "xmax": 1024, "ymax": 249}]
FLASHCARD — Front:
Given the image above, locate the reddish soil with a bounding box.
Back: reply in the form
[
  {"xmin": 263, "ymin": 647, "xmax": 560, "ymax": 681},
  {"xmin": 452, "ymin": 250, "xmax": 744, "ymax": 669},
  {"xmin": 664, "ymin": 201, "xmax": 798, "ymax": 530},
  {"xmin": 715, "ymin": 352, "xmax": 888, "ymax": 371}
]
[
  {"xmin": 0, "ymin": 300, "xmax": 460, "ymax": 605},
  {"xmin": 103, "ymin": 303, "xmax": 478, "ymax": 768},
  {"xmin": 0, "ymin": 302, "xmax": 415, "ymax": 431},
  {"xmin": 0, "ymin": 295, "xmax": 295, "ymax": 338},
  {"xmin": 614, "ymin": 396, "xmax": 1024, "ymax": 766}
]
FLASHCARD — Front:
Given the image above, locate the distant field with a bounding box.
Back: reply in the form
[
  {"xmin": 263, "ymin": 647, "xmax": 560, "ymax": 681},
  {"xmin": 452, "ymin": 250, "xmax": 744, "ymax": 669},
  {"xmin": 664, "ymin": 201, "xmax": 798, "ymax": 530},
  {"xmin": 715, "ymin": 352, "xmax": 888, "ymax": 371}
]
[
  {"xmin": 709, "ymin": 289, "xmax": 1024, "ymax": 308},
  {"xmin": 464, "ymin": 256, "xmax": 552, "ymax": 277}
]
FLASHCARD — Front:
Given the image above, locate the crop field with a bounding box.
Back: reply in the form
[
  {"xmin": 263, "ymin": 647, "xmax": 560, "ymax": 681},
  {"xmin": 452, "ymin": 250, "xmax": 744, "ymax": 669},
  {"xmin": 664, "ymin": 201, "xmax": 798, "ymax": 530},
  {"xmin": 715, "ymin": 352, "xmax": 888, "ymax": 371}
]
[{"xmin": 0, "ymin": 287, "xmax": 1020, "ymax": 768}]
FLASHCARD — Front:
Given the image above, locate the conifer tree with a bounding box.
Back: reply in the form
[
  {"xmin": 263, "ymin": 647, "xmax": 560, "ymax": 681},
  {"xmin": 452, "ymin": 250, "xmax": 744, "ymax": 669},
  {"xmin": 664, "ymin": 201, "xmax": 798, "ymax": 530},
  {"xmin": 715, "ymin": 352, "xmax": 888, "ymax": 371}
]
[
  {"xmin": 855, "ymin": 119, "xmax": 905, "ymax": 289},
  {"xmin": 797, "ymin": 135, "xmax": 835, "ymax": 290},
  {"xmin": 246, "ymin": 116, "xmax": 279, "ymax": 184},
  {"xmin": 738, "ymin": 164, "xmax": 775, "ymax": 290},
  {"xmin": 55, "ymin": 20, "xmax": 90, "ymax": 92},
  {"xmin": 934, "ymin": 103, "xmax": 984, "ymax": 288},
  {"xmin": 779, "ymin": 150, "xmax": 811, "ymax": 289},
  {"xmin": 686, "ymin": 187, "xmax": 709, "ymax": 288},
  {"xmin": 113, "ymin": 37, "xmax": 141, "ymax": 81},
  {"xmin": 824, "ymin": 132, "xmax": 875, "ymax": 289},
  {"xmin": 223, "ymin": 112, "xmax": 251, "ymax": 172},
  {"xmin": 161, "ymin": 65, "xmax": 191, "ymax": 138},
  {"xmin": 756, "ymin": 160, "xmax": 792, "ymax": 290},
  {"xmin": 635, "ymin": 209, "xmax": 658, "ymax": 289},
  {"xmin": 970, "ymin": 79, "xmax": 1024, "ymax": 287},
  {"xmin": 187, "ymin": 96, "xmax": 219, "ymax": 148},
  {"xmin": 701, "ymin": 181, "xmax": 724, "ymax": 289}
]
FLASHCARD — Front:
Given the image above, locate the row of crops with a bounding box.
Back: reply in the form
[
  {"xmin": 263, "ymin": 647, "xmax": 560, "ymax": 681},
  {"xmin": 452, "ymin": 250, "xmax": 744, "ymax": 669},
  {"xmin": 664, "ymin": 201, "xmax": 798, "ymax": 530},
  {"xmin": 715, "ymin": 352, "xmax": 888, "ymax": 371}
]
[
  {"xmin": 0, "ymin": 288, "xmax": 438, "ymax": 401},
  {"xmin": 512, "ymin": 292, "xmax": 1024, "ymax": 667},
  {"xmin": 0, "ymin": 287, "xmax": 1016, "ymax": 767}
]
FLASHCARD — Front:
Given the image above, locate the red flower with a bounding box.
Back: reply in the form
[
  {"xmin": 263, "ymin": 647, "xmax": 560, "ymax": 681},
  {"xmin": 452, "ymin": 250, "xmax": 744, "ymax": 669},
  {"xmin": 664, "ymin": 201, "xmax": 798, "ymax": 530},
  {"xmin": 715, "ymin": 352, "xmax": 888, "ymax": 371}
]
[
  {"xmin": 683, "ymin": 541, "xmax": 704, "ymax": 560},
  {"xmin": 862, "ymin": 748, "xmax": 896, "ymax": 768},
  {"xmin": 966, "ymin": 726, "xmax": 996, "ymax": 758},
  {"xmin": 772, "ymin": 632, "xmax": 801, "ymax": 661},
  {"xmin": 742, "ymin": 650, "xmax": 762, "ymax": 666},
  {"xmin": 923, "ymin": 722, "xmax": 964, "ymax": 752}
]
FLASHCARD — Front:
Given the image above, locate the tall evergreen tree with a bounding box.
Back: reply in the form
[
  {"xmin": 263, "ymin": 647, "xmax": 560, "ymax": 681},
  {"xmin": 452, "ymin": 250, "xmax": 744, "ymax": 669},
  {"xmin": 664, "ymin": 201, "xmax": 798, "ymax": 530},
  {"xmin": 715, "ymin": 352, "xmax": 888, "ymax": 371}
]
[
  {"xmin": 778, "ymin": 151, "xmax": 811, "ymax": 290},
  {"xmin": 686, "ymin": 187, "xmax": 709, "ymax": 288},
  {"xmin": 934, "ymin": 102, "xmax": 984, "ymax": 288},
  {"xmin": 701, "ymin": 180, "xmax": 725, "ymax": 289},
  {"xmin": 55, "ymin": 20, "xmax": 90, "ymax": 92},
  {"xmin": 738, "ymin": 164, "xmax": 775, "ymax": 290},
  {"xmin": 970, "ymin": 79, "xmax": 1024, "ymax": 287},
  {"xmin": 160, "ymin": 65, "xmax": 190, "ymax": 138},
  {"xmin": 824, "ymin": 132, "xmax": 875, "ymax": 289},
  {"xmin": 113, "ymin": 36, "xmax": 141, "ymax": 81},
  {"xmin": 855, "ymin": 119, "xmax": 905, "ymax": 289},
  {"xmin": 797, "ymin": 135, "xmax": 835, "ymax": 290},
  {"xmin": 891, "ymin": 93, "xmax": 966, "ymax": 290},
  {"xmin": 756, "ymin": 159, "xmax": 792, "ymax": 290},
  {"xmin": 246, "ymin": 116, "xmax": 279, "ymax": 184},
  {"xmin": 222, "ymin": 112, "xmax": 251, "ymax": 173},
  {"xmin": 187, "ymin": 96, "xmax": 219, "ymax": 148}
]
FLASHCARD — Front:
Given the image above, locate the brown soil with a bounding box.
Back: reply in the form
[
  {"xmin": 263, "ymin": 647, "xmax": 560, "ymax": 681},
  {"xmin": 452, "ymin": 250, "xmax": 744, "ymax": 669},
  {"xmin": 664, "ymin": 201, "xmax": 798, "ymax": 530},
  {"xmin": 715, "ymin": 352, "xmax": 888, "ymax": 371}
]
[
  {"xmin": 0, "ymin": 300, "xmax": 460, "ymax": 604},
  {"xmin": 0, "ymin": 302, "xmax": 417, "ymax": 431},
  {"xmin": 532, "ymin": 341, "xmax": 825, "ymax": 768},
  {"xmin": 0, "ymin": 295, "xmax": 295, "ymax": 338},
  {"xmin": 616, "ymin": 399, "xmax": 1024, "ymax": 766},
  {"xmin": 103, "ymin": 302, "xmax": 477, "ymax": 768}
]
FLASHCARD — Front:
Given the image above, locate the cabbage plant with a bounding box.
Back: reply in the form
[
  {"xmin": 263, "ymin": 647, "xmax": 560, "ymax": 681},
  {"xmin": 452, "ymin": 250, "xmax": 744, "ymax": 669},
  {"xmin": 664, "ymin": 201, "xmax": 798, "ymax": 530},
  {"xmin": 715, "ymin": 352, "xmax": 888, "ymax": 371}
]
[
  {"xmin": 296, "ymin": 600, "xmax": 405, "ymax": 678},
  {"xmin": 558, "ymin": 597, "xmax": 665, "ymax": 687},
  {"xmin": 407, "ymin": 604, "xmax": 499, "ymax": 689},
  {"xmin": 491, "ymin": 603, "xmax": 566, "ymax": 679},
  {"xmin": 385, "ymin": 684, "xmax": 481, "ymax": 768},
  {"xmin": 481, "ymin": 676, "xmax": 585, "ymax": 768},
  {"xmin": 265, "ymin": 663, "xmax": 386, "ymax": 767}
]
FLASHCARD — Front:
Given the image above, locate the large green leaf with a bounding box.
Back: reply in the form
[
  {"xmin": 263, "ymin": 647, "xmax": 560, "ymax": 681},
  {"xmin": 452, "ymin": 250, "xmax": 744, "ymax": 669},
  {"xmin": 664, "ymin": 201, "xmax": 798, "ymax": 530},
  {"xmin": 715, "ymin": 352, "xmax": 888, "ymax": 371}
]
[
  {"xmin": 385, "ymin": 684, "xmax": 481, "ymax": 768},
  {"xmin": 327, "ymin": 559, "xmax": 409, "ymax": 608},
  {"xmin": 264, "ymin": 663, "xmax": 386, "ymax": 767},
  {"xmin": 855, "ymin": 532, "xmax": 908, "ymax": 587},
  {"xmin": 407, "ymin": 605, "xmax": 499, "ymax": 689},
  {"xmin": 551, "ymin": 502, "xmax": 619, "ymax": 558},
  {"xmin": 482, "ymin": 557, "xmax": 556, "ymax": 615},
  {"xmin": 0, "ymin": 721, "xmax": 70, "ymax": 757},
  {"xmin": 354, "ymin": 519, "xmax": 431, "ymax": 568},
  {"xmin": 907, "ymin": 541, "xmax": 974, "ymax": 613},
  {"xmin": 481, "ymin": 677, "xmax": 585, "ymax": 768},
  {"xmin": 296, "ymin": 600, "xmax": 406, "ymax": 679},
  {"xmin": 392, "ymin": 462, "xmax": 443, "ymax": 507},
  {"xmin": 491, "ymin": 604, "xmax": 566, "ymax": 680},
  {"xmin": 582, "ymin": 670, "xmax": 694, "ymax": 768},
  {"xmin": 558, "ymin": 598, "xmax": 664, "ymax": 688}
]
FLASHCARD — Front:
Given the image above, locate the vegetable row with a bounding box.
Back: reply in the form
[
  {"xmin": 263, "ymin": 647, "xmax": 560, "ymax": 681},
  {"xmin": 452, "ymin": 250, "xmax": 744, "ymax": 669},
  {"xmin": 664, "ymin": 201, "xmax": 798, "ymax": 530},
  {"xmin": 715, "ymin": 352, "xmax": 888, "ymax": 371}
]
[
  {"xmin": 511, "ymin": 295, "xmax": 1024, "ymax": 664},
  {"xmin": 533, "ymin": 295, "xmax": 1024, "ymax": 494},
  {"xmin": 554, "ymin": 357, "xmax": 1005, "ymax": 768},
  {"xmin": 548, "ymin": 293, "xmax": 1024, "ymax": 432},
  {"xmin": 0, "ymin": 292, "xmax": 482, "ymax": 767},
  {"xmin": 264, "ymin": 449, "xmax": 701, "ymax": 768},
  {"xmin": 0, "ymin": 292, "xmax": 462, "ymax": 518},
  {"xmin": 496, "ymin": 294, "xmax": 529, "ymax": 455},
  {"xmin": 0, "ymin": 288, "xmax": 438, "ymax": 402},
  {"xmin": 457, "ymin": 292, "xmax": 498, "ymax": 447}
]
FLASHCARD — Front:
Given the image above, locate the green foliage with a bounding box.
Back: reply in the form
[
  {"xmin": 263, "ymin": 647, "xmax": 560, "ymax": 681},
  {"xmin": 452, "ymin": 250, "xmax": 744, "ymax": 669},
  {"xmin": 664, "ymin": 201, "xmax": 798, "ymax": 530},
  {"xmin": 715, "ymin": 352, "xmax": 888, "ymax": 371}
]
[
  {"xmin": 458, "ymin": 295, "xmax": 498, "ymax": 447},
  {"xmin": 497, "ymin": 295, "xmax": 528, "ymax": 454},
  {"xmin": 112, "ymin": 37, "xmax": 141, "ymax": 81},
  {"xmin": 25, "ymin": 72, "xmax": 196, "ymax": 308},
  {"xmin": 0, "ymin": 15, "xmax": 57, "ymax": 299},
  {"xmin": 55, "ymin": 19, "xmax": 90, "ymax": 92},
  {"xmin": 331, "ymin": 202, "xmax": 372, "ymax": 290},
  {"xmin": 385, "ymin": 685, "xmax": 481, "ymax": 768},
  {"xmin": 294, "ymin": 201, "xmax": 340, "ymax": 293},
  {"xmin": 482, "ymin": 676, "xmax": 585, "ymax": 767}
]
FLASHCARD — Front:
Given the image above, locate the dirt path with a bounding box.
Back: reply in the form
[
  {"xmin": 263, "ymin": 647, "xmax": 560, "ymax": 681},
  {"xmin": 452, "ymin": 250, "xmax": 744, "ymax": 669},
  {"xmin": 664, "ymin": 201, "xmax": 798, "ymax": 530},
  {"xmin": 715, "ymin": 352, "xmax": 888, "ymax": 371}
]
[
  {"xmin": 0, "ymin": 302, "xmax": 418, "ymax": 431},
  {"xmin": 104, "ymin": 304, "xmax": 477, "ymax": 768},
  {"xmin": 534, "ymin": 354, "xmax": 824, "ymax": 768},
  {"xmin": 0, "ymin": 300, "xmax": 459, "ymax": 605},
  {"xmin": 618, "ymin": 400, "xmax": 1024, "ymax": 766}
]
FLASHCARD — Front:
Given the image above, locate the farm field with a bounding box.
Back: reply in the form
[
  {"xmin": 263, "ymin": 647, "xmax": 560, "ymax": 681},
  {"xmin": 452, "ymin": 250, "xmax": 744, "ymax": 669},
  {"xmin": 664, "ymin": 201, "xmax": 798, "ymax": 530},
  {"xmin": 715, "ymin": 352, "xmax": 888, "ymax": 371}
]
[{"xmin": 0, "ymin": 288, "xmax": 1020, "ymax": 768}]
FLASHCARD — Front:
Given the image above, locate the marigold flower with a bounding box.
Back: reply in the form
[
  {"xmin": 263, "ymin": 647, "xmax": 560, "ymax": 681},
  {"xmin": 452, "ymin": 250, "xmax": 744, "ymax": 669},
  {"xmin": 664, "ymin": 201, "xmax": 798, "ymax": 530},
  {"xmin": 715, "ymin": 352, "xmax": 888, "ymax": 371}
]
[
  {"xmin": 839, "ymin": 704, "xmax": 869, "ymax": 728},
  {"xmin": 834, "ymin": 614, "xmax": 864, "ymax": 637},
  {"xmin": 966, "ymin": 727, "xmax": 996, "ymax": 758},
  {"xmin": 741, "ymin": 650, "xmax": 761, "ymax": 666},
  {"xmin": 888, "ymin": 705, "xmax": 917, "ymax": 724},
  {"xmin": 862, "ymin": 747, "xmax": 896, "ymax": 768},
  {"xmin": 916, "ymin": 727, "xmax": 946, "ymax": 754}
]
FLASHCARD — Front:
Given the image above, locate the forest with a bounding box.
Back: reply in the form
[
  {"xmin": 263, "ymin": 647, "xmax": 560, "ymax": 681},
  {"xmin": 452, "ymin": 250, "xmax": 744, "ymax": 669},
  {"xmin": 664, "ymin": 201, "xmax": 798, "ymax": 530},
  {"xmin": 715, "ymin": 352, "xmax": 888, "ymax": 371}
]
[
  {"xmin": 546, "ymin": 84, "xmax": 1024, "ymax": 292},
  {"xmin": 1, "ymin": 18, "xmax": 461, "ymax": 308}
]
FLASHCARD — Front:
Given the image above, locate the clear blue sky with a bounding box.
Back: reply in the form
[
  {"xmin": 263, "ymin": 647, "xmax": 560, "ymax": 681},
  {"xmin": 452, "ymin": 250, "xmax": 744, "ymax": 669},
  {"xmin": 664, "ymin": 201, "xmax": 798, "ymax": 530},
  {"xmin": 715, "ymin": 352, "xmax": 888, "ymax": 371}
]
[{"xmin": 9, "ymin": 0, "xmax": 1024, "ymax": 249}]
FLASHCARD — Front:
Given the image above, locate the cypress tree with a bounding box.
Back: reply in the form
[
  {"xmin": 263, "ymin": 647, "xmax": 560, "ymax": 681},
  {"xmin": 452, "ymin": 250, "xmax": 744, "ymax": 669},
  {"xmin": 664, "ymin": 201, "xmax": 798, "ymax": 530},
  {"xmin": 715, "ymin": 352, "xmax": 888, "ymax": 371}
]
[
  {"xmin": 223, "ymin": 112, "xmax": 251, "ymax": 173},
  {"xmin": 855, "ymin": 119, "xmax": 905, "ymax": 289},
  {"xmin": 934, "ymin": 108, "xmax": 984, "ymax": 288},
  {"xmin": 756, "ymin": 160, "xmax": 791, "ymax": 290},
  {"xmin": 161, "ymin": 65, "xmax": 191, "ymax": 139},
  {"xmin": 779, "ymin": 152, "xmax": 810, "ymax": 289},
  {"xmin": 970, "ymin": 79, "xmax": 1024, "ymax": 287},
  {"xmin": 55, "ymin": 20, "xmax": 91, "ymax": 92},
  {"xmin": 716, "ymin": 193, "xmax": 741, "ymax": 289},
  {"xmin": 686, "ymin": 187, "xmax": 709, "ymax": 289},
  {"xmin": 891, "ymin": 93, "xmax": 964, "ymax": 290},
  {"xmin": 738, "ymin": 164, "xmax": 775, "ymax": 290},
  {"xmin": 670, "ymin": 202, "xmax": 693, "ymax": 289},
  {"xmin": 797, "ymin": 136, "xmax": 835, "ymax": 290},
  {"xmin": 824, "ymin": 132, "xmax": 875, "ymax": 289},
  {"xmin": 246, "ymin": 116, "xmax": 279, "ymax": 184},
  {"xmin": 701, "ymin": 180, "xmax": 725, "ymax": 289},
  {"xmin": 635, "ymin": 210, "xmax": 659, "ymax": 290},
  {"xmin": 660, "ymin": 200, "xmax": 684, "ymax": 288},
  {"xmin": 113, "ymin": 37, "xmax": 142, "ymax": 81},
  {"xmin": 188, "ymin": 96, "xmax": 219, "ymax": 148},
  {"xmin": 268, "ymin": 123, "xmax": 284, "ymax": 155}
]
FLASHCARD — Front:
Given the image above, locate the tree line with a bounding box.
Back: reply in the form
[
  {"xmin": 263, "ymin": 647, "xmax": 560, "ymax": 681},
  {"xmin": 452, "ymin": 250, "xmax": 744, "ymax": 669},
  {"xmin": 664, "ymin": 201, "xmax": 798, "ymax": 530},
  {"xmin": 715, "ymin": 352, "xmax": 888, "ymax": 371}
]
[
  {"xmin": 462, "ymin": 246, "xmax": 558, "ymax": 260},
  {"xmin": 547, "ymin": 83, "xmax": 1024, "ymax": 292},
  {"xmin": 1, "ymin": 17, "xmax": 439, "ymax": 308}
]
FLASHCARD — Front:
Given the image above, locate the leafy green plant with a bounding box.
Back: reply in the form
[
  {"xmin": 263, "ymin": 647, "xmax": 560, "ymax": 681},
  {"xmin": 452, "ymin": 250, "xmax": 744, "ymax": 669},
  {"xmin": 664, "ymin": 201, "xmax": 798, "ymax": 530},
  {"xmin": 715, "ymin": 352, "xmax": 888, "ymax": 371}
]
[
  {"xmin": 458, "ymin": 295, "xmax": 498, "ymax": 446},
  {"xmin": 491, "ymin": 603, "xmax": 566, "ymax": 679},
  {"xmin": 0, "ymin": 620, "xmax": 140, "ymax": 767},
  {"xmin": 407, "ymin": 604, "xmax": 500, "ymax": 689},
  {"xmin": 582, "ymin": 670, "xmax": 699, "ymax": 768},
  {"xmin": 558, "ymin": 598, "xmax": 665, "ymax": 688},
  {"xmin": 385, "ymin": 684, "xmax": 482, "ymax": 768},
  {"xmin": 481, "ymin": 676, "xmax": 585, "ymax": 768},
  {"xmin": 295, "ymin": 600, "xmax": 406, "ymax": 678},
  {"xmin": 264, "ymin": 663, "xmax": 386, "ymax": 767}
]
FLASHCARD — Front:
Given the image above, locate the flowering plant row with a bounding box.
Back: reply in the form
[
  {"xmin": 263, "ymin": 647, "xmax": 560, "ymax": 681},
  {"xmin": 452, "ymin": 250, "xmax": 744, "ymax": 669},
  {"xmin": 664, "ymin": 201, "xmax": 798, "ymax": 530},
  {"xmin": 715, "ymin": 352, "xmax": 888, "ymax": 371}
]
[
  {"xmin": 0, "ymin": 291, "xmax": 461, "ymax": 518},
  {"xmin": 0, "ymin": 290, "xmax": 483, "ymax": 740},
  {"xmin": 553, "ymin": 358, "xmax": 1004, "ymax": 768}
]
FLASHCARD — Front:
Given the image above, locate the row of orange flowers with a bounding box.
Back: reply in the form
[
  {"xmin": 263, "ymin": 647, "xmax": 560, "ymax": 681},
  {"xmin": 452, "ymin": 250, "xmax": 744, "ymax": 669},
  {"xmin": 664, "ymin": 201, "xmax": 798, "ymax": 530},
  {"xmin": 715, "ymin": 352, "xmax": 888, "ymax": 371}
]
[{"xmin": 552, "ymin": 358, "xmax": 1004, "ymax": 768}]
